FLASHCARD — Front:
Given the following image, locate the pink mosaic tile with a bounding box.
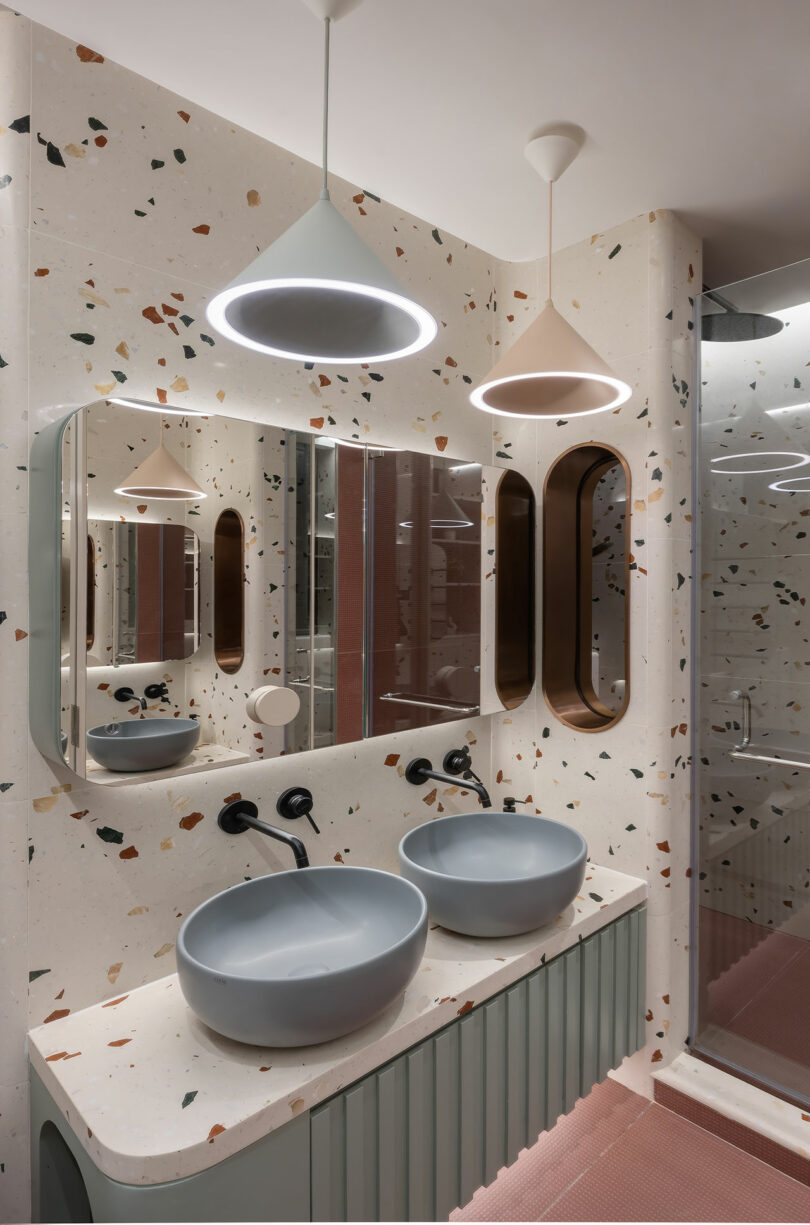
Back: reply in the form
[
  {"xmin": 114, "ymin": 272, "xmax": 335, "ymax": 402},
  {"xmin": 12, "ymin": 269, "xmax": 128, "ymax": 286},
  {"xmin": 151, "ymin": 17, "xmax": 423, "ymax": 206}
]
[
  {"xmin": 655, "ymin": 1079, "xmax": 810, "ymax": 1188},
  {"xmin": 452, "ymin": 1078, "xmax": 648, "ymax": 1223},
  {"xmin": 454, "ymin": 1078, "xmax": 810, "ymax": 1223}
]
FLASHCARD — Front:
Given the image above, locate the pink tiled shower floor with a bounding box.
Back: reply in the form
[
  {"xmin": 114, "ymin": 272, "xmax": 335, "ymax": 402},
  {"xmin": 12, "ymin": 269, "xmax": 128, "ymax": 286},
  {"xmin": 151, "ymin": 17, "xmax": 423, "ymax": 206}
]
[{"xmin": 451, "ymin": 1077, "xmax": 810, "ymax": 1222}]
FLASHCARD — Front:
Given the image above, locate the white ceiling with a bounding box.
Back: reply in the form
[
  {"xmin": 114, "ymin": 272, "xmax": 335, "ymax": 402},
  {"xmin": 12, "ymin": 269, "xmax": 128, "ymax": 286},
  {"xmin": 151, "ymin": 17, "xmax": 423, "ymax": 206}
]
[{"xmin": 12, "ymin": 0, "xmax": 810, "ymax": 286}]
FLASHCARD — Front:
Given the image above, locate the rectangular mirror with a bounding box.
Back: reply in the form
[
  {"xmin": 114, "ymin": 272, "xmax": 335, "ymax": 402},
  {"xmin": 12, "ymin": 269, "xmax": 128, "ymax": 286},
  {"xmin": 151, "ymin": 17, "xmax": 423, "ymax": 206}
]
[{"xmin": 31, "ymin": 399, "xmax": 535, "ymax": 785}]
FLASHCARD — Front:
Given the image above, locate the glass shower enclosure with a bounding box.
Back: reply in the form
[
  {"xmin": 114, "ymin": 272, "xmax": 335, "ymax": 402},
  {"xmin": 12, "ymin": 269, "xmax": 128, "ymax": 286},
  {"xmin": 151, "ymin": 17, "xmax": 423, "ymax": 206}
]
[{"xmin": 692, "ymin": 255, "xmax": 810, "ymax": 1107}]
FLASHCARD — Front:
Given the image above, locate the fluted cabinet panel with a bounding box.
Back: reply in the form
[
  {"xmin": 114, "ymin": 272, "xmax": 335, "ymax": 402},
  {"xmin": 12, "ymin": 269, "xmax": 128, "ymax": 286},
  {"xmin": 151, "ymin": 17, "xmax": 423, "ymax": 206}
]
[{"xmin": 310, "ymin": 906, "xmax": 646, "ymax": 1222}]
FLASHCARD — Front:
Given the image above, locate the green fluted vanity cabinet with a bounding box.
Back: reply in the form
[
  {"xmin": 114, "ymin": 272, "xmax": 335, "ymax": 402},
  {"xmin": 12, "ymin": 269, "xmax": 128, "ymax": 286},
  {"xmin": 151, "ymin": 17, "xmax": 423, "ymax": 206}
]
[
  {"xmin": 30, "ymin": 1070, "xmax": 311, "ymax": 1224},
  {"xmin": 310, "ymin": 906, "xmax": 645, "ymax": 1222},
  {"xmin": 31, "ymin": 907, "xmax": 645, "ymax": 1224}
]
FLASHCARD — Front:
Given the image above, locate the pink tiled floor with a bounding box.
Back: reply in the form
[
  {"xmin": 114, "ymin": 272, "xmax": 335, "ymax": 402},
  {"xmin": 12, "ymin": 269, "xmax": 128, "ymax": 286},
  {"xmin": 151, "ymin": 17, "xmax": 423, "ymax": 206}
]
[{"xmin": 452, "ymin": 1077, "xmax": 810, "ymax": 1222}]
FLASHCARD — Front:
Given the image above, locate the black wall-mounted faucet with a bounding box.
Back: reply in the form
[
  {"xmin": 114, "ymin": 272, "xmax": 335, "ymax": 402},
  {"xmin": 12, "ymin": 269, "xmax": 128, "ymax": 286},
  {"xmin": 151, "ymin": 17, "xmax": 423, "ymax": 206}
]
[
  {"xmin": 113, "ymin": 686, "xmax": 147, "ymax": 711},
  {"xmin": 218, "ymin": 799, "xmax": 309, "ymax": 869},
  {"xmin": 405, "ymin": 753, "xmax": 492, "ymax": 809}
]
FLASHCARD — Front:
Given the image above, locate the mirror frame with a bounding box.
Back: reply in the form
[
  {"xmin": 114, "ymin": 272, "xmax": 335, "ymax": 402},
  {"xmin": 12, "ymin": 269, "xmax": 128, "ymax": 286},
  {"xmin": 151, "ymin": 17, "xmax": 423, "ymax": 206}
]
[
  {"xmin": 30, "ymin": 404, "xmax": 89, "ymax": 769},
  {"xmin": 542, "ymin": 441, "xmax": 631, "ymax": 732}
]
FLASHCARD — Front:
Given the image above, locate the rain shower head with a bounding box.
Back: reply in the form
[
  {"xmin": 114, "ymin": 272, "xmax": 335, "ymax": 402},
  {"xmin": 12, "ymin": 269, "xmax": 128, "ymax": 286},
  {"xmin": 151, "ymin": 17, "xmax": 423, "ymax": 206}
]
[{"xmin": 701, "ymin": 288, "xmax": 784, "ymax": 342}]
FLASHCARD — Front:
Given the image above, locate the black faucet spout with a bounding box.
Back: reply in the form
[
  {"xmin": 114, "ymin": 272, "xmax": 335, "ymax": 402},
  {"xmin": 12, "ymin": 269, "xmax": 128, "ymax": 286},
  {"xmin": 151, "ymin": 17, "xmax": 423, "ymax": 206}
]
[
  {"xmin": 240, "ymin": 814, "xmax": 310, "ymax": 868},
  {"xmin": 217, "ymin": 800, "xmax": 309, "ymax": 868},
  {"xmin": 404, "ymin": 758, "xmax": 492, "ymax": 808}
]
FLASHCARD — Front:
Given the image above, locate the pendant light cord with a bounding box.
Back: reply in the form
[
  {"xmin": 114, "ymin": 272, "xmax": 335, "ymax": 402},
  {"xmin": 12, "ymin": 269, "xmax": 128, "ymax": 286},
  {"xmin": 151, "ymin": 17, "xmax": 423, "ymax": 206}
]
[
  {"xmin": 546, "ymin": 178, "xmax": 553, "ymax": 304},
  {"xmin": 320, "ymin": 16, "xmax": 331, "ymax": 200}
]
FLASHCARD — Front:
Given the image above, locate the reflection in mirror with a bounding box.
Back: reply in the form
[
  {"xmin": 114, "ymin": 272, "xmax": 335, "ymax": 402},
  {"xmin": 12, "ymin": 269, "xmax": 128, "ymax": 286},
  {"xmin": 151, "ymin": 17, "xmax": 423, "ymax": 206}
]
[
  {"xmin": 590, "ymin": 462, "xmax": 627, "ymax": 714},
  {"xmin": 286, "ymin": 437, "xmax": 364, "ymax": 753},
  {"xmin": 86, "ymin": 535, "xmax": 95, "ymax": 651},
  {"xmin": 39, "ymin": 397, "xmax": 536, "ymax": 785},
  {"xmin": 543, "ymin": 443, "xmax": 630, "ymax": 731},
  {"xmin": 286, "ymin": 434, "xmax": 314, "ymax": 754},
  {"xmin": 59, "ymin": 414, "xmax": 76, "ymax": 765},
  {"xmin": 87, "ymin": 520, "xmax": 200, "ymax": 665},
  {"xmin": 213, "ymin": 510, "xmax": 244, "ymax": 674},
  {"xmin": 495, "ymin": 470, "xmax": 535, "ymax": 709},
  {"xmin": 368, "ymin": 453, "xmax": 482, "ymax": 735}
]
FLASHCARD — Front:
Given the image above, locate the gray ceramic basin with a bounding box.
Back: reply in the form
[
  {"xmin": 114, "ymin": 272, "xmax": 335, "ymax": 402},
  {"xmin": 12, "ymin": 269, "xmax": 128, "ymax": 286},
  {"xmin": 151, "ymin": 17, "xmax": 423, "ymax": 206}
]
[
  {"xmin": 86, "ymin": 717, "xmax": 199, "ymax": 772},
  {"xmin": 398, "ymin": 812, "xmax": 587, "ymax": 937},
  {"xmin": 176, "ymin": 866, "xmax": 428, "ymax": 1047}
]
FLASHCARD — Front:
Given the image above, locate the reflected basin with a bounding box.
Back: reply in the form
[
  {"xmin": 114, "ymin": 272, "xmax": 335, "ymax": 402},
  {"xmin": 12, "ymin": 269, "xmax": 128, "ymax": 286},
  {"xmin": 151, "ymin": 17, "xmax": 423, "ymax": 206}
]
[{"xmin": 86, "ymin": 717, "xmax": 200, "ymax": 772}]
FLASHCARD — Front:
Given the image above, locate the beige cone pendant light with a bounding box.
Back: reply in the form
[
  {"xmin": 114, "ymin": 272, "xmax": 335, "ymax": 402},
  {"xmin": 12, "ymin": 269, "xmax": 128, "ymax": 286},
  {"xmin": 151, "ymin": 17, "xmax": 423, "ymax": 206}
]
[
  {"xmin": 470, "ymin": 131, "xmax": 631, "ymax": 419},
  {"xmin": 115, "ymin": 417, "xmax": 206, "ymax": 501}
]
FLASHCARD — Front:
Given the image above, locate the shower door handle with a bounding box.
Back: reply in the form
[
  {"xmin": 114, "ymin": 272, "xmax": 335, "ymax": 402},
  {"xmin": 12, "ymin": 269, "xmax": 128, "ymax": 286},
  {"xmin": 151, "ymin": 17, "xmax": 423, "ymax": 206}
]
[
  {"xmin": 729, "ymin": 688, "xmax": 751, "ymax": 750},
  {"xmin": 710, "ymin": 688, "xmax": 752, "ymax": 749},
  {"xmin": 730, "ymin": 749, "xmax": 810, "ymax": 771}
]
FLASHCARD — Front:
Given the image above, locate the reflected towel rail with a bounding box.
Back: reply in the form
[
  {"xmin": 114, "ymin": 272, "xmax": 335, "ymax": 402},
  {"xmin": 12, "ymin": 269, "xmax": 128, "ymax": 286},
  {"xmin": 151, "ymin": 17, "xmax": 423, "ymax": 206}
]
[{"xmin": 379, "ymin": 692, "xmax": 480, "ymax": 715}]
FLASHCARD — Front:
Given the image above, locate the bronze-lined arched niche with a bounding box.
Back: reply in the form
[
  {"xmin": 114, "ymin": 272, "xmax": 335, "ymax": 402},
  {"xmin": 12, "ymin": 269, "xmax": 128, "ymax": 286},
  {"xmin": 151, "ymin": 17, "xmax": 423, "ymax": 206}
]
[
  {"xmin": 214, "ymin": 509, "xmax": 245, "ymax": 674},
  {"xmin": 495, "ymin": 470, "xmax": 536, "ymax": 709},
  {"xmin": 543, "ymin": 443, "xmax": 630, "ymax": 731}
]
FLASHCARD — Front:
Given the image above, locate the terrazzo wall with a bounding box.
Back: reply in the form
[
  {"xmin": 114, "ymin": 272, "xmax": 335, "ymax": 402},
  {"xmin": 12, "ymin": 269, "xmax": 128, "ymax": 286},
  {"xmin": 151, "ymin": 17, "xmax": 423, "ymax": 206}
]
[
  {"xmin": 0, "ymin": 9, "xmax": 697, "ymax": 1219},
  {"xmin": 0, "ymin": 15, "xmax": 497, "ymax": 1218},
  {"xmin": 490, "ymin": 210, "xmax": 701, "ymax": 1096}
]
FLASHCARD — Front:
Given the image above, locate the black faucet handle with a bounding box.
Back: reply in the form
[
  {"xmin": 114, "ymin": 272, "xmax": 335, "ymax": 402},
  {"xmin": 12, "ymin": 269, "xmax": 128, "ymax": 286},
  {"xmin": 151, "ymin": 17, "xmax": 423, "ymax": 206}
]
[
  {"xmin": 144, "ymin": 681, "xmax": 169, "ymax": 700},
  {"xmin": 502, "ymin": 797, "xmax": 529, "ymax": 813},
  {"xmin": 442, "ymin": 747, "xmax": 472, "ymax": 776},
  {"xmin": 277, "ymin": 787, "xmax": 320, "ymax": 834}
]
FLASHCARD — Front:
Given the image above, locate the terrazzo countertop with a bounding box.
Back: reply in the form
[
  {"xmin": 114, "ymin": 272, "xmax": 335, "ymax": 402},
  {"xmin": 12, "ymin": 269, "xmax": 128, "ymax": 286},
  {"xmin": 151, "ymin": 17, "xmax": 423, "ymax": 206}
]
[{"xmin": 28, "ymin": 863, "xmax": 646, "ymax": 1186}]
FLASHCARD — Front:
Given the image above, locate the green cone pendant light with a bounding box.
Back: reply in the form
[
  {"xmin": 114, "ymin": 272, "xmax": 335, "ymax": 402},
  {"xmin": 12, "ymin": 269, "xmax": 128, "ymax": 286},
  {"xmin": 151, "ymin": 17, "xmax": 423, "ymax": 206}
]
[
  {"xmin": 471, "ymin": 131, "xmax": 631, "ymax": 419},
  {"xmin": 206, "ymin": 1, "xmax": 437, "ymax": 364}
]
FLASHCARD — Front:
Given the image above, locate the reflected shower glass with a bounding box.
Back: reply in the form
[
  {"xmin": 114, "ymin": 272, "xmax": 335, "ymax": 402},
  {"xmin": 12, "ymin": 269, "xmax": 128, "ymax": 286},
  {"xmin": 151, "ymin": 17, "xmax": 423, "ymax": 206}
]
[
  {"xmin": 92, "ymin": 521, "xmax": 201, "ymax": 665},
  {"xmin": 367, "ymin": 452, "xmax": 482, "ymax": 735}
]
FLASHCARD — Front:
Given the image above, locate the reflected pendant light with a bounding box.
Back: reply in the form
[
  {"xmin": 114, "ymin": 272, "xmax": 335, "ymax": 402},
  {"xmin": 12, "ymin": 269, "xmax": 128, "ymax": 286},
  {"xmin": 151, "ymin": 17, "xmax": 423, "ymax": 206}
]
[
  {"xmin": 470, "ymin": 131, "xmax": 632, "ymax": 419},
  {"xmin": 400, "ymin": 487, "xmax": 473, "ymax": 530},
  {"xmin": 115, "ymin": 417, "xmax": 206, "ymax": 501},
  {"xmin": 206, "ymin": 2, "xmax": 437, "ymax": 364}
]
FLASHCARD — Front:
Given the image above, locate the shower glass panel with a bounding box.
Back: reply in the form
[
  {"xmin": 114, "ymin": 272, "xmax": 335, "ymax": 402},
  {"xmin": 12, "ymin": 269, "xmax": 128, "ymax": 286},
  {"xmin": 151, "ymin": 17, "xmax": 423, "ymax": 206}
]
[{"xmin": 692, "ymin": 256, "xmax": 810, "ymax": 1107}]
